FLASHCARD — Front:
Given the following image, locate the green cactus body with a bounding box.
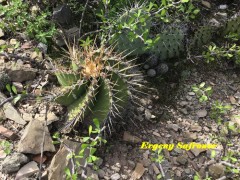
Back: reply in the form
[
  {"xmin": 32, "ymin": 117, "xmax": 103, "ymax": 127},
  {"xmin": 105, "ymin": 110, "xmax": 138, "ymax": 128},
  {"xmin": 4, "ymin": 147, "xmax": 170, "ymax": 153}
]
[
  {"xmin": 222, "ymin": 16, "xmax": 240, "ymax": 36},
  {"xmin": 0, "ymin": 73, "xmax": 11, "ymax": 91},
  {"xmin": 189, "ymin": 26, "xmax": 215, "ymax": 52},
  {"xmin": 110, "ymin": 4, "xmax": 185, "ymax": 61},
  {"xmin": 55, "ymin": 45, "xmax": 142, "ymax": 131},
  {"xmin": 110, "ymin": 4, "xmax": 152, "ymax": 56},
  {"xmin": 151, "ymin": 28, "xmax": 185, "ymax": 60}
]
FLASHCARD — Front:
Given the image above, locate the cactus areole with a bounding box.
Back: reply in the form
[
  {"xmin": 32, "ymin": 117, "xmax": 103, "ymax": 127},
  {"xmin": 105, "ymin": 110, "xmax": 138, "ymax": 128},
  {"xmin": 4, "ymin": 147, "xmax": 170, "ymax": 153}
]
[{"xmin": 55, "ymin": 44, "xmax": 144, "ymax": 132}]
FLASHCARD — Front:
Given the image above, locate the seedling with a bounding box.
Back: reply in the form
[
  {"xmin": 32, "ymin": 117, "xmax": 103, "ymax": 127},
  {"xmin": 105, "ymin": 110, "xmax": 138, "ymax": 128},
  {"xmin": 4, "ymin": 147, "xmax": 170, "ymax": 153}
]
[{"xmin": 192, "ymin": 82, "xmax": 212, "ymax": 102}]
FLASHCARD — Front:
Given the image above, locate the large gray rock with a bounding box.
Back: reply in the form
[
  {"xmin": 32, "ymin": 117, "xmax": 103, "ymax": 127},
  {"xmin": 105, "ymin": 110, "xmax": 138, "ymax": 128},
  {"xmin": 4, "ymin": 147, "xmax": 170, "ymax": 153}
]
[
  {"xmin": 7, "ymin": 68, "xmax": 37, "ymax": 82},
  {"xmin": 15, "ymin": 161, "xmax": 39, "ymax": 180},
  {"xmin": 1, "ymin": 153, "xmax": 29, "ymax": 174},
  {"xmin": 54, "ymin": 27, "xmax": 80, "ymax": 47},
  {"xmin": 17, "ymin": 119, "xmax": 55, "ymax": 154},
  {"xmin": 0, "ymin": 92, "xmax": 26, "ymax": 125},
  {"xmin": 48, "ymin": 139, "xmax": 83, "ymax": 180},
  {"xmin": 52, "ymin": 4, "xmax": 73, "ymax": 25}
]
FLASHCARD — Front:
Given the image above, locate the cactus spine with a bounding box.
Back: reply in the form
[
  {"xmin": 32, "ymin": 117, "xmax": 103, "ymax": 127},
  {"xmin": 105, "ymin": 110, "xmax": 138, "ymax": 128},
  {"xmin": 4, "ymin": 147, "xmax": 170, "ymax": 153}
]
[{"xmin": 55, "ymin": 43, "xmax": 144, "ymax": 131}]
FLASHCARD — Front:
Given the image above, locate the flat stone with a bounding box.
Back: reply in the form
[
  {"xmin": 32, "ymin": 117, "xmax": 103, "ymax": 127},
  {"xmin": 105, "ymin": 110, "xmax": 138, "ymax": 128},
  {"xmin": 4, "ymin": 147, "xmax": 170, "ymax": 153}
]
[
  {"xmin": 176, "ymin": 155, "xmax": 188, "ymax": 165},
  {"xmin": 190, "ymin": 125, "xmax": 202, "ymax": 132},
  {"xmin": 196, "ymin": 109, "xmax": 207, "ymax": 118},
  {"xmin": 186, "ymin": 95, "xmax": 192, "ymax": 101},
  {"xmin": 37, "ymin": 43, "xmax": 48, "ymax": 54},
  {"xmin": 111, "ymin": 173, "xmax": 121, "ymax": 180},
  {"xmin": 48, "ymin": 139, "xmax": 82, "ymax": 180},
  {"xmin": 130, "ymin": 163, "xmax": 145, "ymax": 180},
  {"xmin": 209, "ymin": 164, "xmax": 225, "ymax": 179},
  {"xmin": 9, "ymin": 39, "xmax": 17, "ymax": 45},
  {"xmin": 0, "ymin": 39, "xmax": 6, "ymax": 46},
  {"xmin": 0, "ymin": 125, "xmax": 17, "ymax": 140},
  {"xmin": 17, "ymin": 119, "xmax": 55, "ymax": 154},
  {"xmin": 188, "ymin": 92, "xmax": 195, "ymax": 96},
  {"xmin": 179, "ymin": 101, "xmax": 188, "ymax": 107},
  {"xmin": 35, "ymin": 112, "xmax": 59, "ymax": 125},
  {"xmin": 15, "ymin": 161, "xmax": 39, "ymax": 180},
  {"xmin": 191, "ymin": 148, "xmax": 206, "ymax": 157},
  {"xmin": 167, "ymin": 124, "xmax": 179, "ymax": 131},
  {"xmin": 152, "ymin": 163, "xmax": 160, "ymax": 174},
  {"xmin": 7, "ymin": 68, "xmax": 37, "ymax": 82},
  {"xmin": 86, "ymin": 168, "xmax": 99, "ymax": 180},
  {"xmin": 153, "ymin": 131, "xmax": 161, "ymax": 137},
  {"xmin": 98, "ymin": 169, "xmax": 105, "ymax": 178},
  {"xmin": 219, "ymin": 5, "xmax": 227, "ymax": 10},
  {"xmin": 127, "ymin": 160, "xmax": 136, "ymax": 170},
  {"xmin": 180, "ymin": 108, "xmax": 188, "ymax": 115},
  {"xmin": 123, "ymin": 131, "xmax": 142, "ymax": 143},
  {"xmin": 142, "ymin": 158, "xmax": 151, "ymax": 167},
  {"xmin": 1, "ymin": 153, "xmax": 29, "ymax": 174},
  {"xmin": 229, "ymin": 96, "xmax": 237, "ymax": 104},
  {"xmin": 22, "ymin": 113, "xmax": 33, "ymax": 121},
  {"xmin": 202, "ymin": 0, "xmax": 211, "ymax": 8},
  {"xmin": 0, "ymin": 92, "xmax": 26, "ymax": 125},
  {"xmin": 0, "ymin": 28, "xmax": 4, "ymax": 37},
  {"xmin": 145, "ymin": 109, "xmax": 152, "ymax": 120},
  {"xmin": 234, "ymin": 92, "xmax": 240, "ymax": 99},
  {"xmin": 231, "ymin": 115, "xmax": 240, "ymax": 127}
]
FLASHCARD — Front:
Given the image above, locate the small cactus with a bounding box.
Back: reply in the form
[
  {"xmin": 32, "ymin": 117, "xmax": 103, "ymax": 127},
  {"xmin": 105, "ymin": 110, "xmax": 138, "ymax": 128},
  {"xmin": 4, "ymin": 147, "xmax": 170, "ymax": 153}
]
[
  {"xmin": 222, "ymin": 16, "xmax": 240, "ymax": 36},
  {"xmin": 109, "ymin": 3, "xmax": 185, "ymax": 60},
  {"xmin": 0, "ymin": 72, "xmax": 11, "ymax": 91},
  {"xmin": 55, "ymin": 43, "xmax": 144, "ymax": 132},
  {"xmin": 189, "ymin": 26, "xmax": 216, "ymax": 52},
  {"xmin": 151, "ymin": 28, "xmax": 185, "ymax": 60},
  {"xmin": 110, "ymin": 3, "xmax": 151, "ymax": 56}
]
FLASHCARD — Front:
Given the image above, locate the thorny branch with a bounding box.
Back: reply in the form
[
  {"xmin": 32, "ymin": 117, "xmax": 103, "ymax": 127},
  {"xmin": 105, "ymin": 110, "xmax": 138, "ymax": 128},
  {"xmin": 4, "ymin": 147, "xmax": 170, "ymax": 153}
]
[{"xmin": 79, "ymin": 0, "xmax": 90, "ymax": 38}]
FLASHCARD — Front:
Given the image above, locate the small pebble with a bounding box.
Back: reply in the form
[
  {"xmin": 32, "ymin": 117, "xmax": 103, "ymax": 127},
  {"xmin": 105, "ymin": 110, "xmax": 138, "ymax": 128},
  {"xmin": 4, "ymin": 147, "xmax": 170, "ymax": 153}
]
[{"xmin": 147, "ymin": 69, "xmax": 156, "ymax": 77}]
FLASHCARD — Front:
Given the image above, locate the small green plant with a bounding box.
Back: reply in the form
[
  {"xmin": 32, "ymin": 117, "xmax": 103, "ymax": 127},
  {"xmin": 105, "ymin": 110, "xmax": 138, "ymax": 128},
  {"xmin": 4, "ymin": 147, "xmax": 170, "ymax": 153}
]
[
  {"xmin": 0, "ymin": 140, "xmax": 12, "ymax": 155},
  {"xmin": 192, "ymin": 82, "xmax": 212, "ymax": 102},
  {"xmin": 202, "ymin": 43, "xmax": 240, "ymax": 64},
  {"xmin": 5, "ymin": 84, "xmax": 26, "ymax": 105},
  {"xmin": 0, "ymin": 0, "xmax": 56, "ymax": 43},
  {"xmin": 64, "ymin": 119, "xmax": 107, "ymax": 179},
  {"xmin": 210, "ymin": 101, "xmax": 231, "ymax": 124},
  {"xmin": 150, "ymin": 149, "xmax": 164, "ymax": 180}
]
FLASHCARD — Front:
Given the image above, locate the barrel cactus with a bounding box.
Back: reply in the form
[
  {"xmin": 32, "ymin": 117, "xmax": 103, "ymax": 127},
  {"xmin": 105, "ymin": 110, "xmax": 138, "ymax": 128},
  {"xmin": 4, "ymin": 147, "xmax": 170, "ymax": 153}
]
[{"xmin": 54, "ymin": 43, "xmax": 144, "ymax": 132}]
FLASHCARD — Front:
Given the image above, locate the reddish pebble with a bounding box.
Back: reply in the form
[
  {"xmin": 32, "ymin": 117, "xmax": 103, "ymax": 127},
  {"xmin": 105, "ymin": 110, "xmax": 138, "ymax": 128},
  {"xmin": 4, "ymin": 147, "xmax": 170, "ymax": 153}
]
[{"xmin": 32, "ymin": 154, "xmax": 47, "ymax": 163}]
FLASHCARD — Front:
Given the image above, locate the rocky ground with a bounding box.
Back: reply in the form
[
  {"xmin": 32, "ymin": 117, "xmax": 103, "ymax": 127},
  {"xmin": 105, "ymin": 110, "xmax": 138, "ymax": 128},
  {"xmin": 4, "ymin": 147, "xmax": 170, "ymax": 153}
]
[
  {"xmin": 0, "ymin": 1, "xmax": 240, "ymax": 180},
  {"xmin": 92, "ymin": 66, "xmax": 240, "ymax": 180},
  {"xmin": 0, "ymin": 37, "xmax": 239, "ymax": 179}
]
